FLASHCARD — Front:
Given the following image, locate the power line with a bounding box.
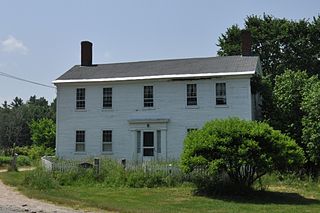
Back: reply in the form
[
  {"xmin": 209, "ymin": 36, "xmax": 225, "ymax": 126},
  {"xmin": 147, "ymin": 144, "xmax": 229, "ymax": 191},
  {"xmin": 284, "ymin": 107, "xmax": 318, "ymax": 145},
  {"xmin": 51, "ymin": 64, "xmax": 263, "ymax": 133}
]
[{"xmin": 0, "ymin": 71, "xmax": 55, "ymax": 89}]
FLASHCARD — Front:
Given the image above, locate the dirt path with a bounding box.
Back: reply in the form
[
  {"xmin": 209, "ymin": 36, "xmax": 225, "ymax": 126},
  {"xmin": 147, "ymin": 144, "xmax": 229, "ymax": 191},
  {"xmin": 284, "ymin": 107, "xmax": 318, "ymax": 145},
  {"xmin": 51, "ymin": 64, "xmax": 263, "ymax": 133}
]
[{"xmin": 0, "ymin": 169, "xmax": 90, "ymax": 213}]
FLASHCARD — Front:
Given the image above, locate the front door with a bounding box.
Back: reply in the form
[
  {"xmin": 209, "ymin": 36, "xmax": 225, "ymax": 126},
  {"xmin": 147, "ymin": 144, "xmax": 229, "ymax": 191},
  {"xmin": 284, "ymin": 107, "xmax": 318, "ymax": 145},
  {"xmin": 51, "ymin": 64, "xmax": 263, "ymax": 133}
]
[{"xmin": 143, "ymin": 131, "xmax": 154, "ymax": 161}]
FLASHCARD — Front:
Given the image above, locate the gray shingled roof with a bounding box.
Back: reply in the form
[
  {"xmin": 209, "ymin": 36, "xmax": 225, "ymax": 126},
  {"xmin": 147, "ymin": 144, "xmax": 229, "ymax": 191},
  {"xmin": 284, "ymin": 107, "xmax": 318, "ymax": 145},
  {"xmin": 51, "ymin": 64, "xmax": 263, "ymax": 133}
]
[{"xmin": 55, "ymin": 55, "xmax": 259, "ymax": 82}]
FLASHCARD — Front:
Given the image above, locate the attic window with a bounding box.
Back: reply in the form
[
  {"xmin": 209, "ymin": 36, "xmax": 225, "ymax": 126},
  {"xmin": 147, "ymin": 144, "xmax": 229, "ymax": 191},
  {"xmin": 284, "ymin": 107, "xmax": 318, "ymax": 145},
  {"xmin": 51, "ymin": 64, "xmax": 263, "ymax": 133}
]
[{"xmin": 76, "ymin": 88, "xmax": 86, "ymax": 110}]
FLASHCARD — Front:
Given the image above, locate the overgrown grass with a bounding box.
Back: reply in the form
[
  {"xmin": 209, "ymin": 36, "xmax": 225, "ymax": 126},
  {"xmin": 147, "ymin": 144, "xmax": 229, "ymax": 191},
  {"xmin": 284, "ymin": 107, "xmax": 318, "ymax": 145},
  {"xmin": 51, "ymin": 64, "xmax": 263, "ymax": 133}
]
[
  {"xmin": 1, "ymin": 171, "xmax": 320, "ymax": 212},
  {"xmin": 23, "ymin": 159, "xmax": 184, "ymax": 189}
]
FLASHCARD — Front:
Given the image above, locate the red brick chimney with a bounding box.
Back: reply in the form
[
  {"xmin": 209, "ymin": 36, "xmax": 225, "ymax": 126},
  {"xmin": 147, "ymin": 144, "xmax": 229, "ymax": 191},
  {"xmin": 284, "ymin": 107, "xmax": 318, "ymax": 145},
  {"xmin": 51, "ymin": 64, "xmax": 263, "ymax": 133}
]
[
  {"xmin": 241, "ymin": 30, "xmax": 252, "ymax": 56},
  {"xmin": 81, "ymin": 41, "xmax": 93, "ymax": 66}
]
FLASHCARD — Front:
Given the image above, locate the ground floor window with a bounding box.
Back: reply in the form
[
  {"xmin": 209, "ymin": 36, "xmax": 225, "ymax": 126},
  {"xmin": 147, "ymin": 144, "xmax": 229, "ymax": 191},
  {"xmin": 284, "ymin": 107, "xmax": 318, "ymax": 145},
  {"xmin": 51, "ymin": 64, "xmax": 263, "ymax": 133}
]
[
  {"xmin": 102, "ymin": 130, "xmax": 112, "ymax": 152},
  {"xmin": 75, "ymin": 130, "xmax": 85, "ymax": 152}
]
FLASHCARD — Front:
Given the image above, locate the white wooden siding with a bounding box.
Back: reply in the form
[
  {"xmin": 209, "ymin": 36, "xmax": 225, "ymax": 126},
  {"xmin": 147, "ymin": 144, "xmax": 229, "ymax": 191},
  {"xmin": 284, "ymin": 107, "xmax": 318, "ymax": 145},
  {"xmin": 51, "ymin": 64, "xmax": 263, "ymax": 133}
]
[{"xmin": 56, "ymin": 77, "xmax": 253, "ymax": 160}]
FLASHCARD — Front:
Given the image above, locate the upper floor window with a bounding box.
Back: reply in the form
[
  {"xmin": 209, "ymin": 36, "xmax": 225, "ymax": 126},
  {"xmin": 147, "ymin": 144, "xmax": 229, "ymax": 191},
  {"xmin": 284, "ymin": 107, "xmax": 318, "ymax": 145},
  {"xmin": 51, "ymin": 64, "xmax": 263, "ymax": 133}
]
[
  {"xmin": 103, "ymin": 88, "xmax": 112, "ymax": 108},
  {"xmin": 102, "ymin": 130, "xmax": 112, "ymax": 152},
  {"xmin": 75, "ymin": 130, "xmax": 85, "ymax": 152},
  {"xmin": 144, "ymin": 86, "xmax": 153, "ymax": 107},
  {"xmin": 216, "ymin": 83, "xmax": 227, "ymax": 105},
  {"xmin": 76, "ymin": 88, "xmax": 85, "ymax": 109},
  {"xmin": 187, "ymin": 84, "xmax": 197, "ymax": 106}
]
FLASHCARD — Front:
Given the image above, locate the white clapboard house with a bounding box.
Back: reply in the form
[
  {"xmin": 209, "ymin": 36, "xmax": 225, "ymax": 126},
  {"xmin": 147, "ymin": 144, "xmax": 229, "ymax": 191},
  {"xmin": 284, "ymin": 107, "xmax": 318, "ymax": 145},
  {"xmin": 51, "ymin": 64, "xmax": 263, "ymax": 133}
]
[{"xmin": 53, "ymin": 36, "xmax": 262, "ymax": 162}]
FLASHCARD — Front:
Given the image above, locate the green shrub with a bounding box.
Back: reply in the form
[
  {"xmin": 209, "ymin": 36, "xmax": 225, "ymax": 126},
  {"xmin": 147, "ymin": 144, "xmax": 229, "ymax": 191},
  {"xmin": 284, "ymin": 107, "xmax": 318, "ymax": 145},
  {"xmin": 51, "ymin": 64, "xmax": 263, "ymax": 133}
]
[
  {"xmin": 0, "ymin": 156, "xmax": 11, "ymax": 166},
  {"xmin": 181, "ymin": 117, "xmax": 305, "ymax": 194},
  {"xmin": 17, "ymin": 155, "xmax": 32, "ymax": 166},
  {"xmin": 23, "ymin": 168, "xmax": 59, "ymax": 190}
]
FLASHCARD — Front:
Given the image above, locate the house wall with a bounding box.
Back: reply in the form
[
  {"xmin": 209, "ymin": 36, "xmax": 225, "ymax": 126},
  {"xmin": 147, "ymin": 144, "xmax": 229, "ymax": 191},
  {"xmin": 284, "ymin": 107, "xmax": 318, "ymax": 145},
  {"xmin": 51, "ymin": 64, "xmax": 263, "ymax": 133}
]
[{"xmin": 56, "ymin": 76, "xmax": 253, "ymax": 161}]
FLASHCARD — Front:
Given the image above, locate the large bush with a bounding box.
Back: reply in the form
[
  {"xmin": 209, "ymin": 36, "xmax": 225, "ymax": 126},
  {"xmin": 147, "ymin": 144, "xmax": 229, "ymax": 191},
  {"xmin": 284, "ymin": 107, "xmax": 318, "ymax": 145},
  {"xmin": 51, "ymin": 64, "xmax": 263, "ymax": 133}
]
[
  {"xmin": 181, "ymin": 118, "xmax": 305, "ymax": 192},
  {"xmin": 302, "ymin": 81, "xmax": 320, "ymax": 175}
]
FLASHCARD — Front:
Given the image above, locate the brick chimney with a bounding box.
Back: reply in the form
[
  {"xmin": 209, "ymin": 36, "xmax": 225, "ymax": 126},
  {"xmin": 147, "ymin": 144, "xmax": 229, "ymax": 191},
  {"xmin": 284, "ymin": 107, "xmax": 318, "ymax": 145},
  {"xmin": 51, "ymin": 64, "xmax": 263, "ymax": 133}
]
[
  {"xmin": 81, "ymin": 41, "xmax": 93, "ymax": 66},
  {"xmin": 241, "ymin": 30, "xmax": 252, "ymax": 56}
]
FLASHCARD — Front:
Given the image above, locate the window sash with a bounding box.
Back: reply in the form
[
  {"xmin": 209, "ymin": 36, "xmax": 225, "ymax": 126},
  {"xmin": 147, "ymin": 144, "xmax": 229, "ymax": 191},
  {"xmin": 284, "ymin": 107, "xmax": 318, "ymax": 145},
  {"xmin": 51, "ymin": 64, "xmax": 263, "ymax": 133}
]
[
  {"xmin": 102, "ymin": 143, "xmax": 112, "ymax": 152},
  {"xmin": 102, "ymin": 130, "xmax": 112, "ymax": 152},
  {"xmin": 103, "ymin": 88, "xmax": 112, "ymax": 108},
  {"xmin": 216, "ymin": 83, "xmax": 227, "ymax": 105},
  {"xmin": 75, "ymin": 143, "xmax": 85, "ymax": 152},
  {"xmin": 144, "ymin": 86, "xmax": 154, "ymax": 107},
  {"xmin": 187, "ymin": 84, "xmax": 197, "ymax": 106},
  {"xmin": 76, "ymin": 88, "xmax": 85, "ymax": 109},
  {"xmin": 75, "ymin": 130, "xmax": 85, "ymax": 152}
]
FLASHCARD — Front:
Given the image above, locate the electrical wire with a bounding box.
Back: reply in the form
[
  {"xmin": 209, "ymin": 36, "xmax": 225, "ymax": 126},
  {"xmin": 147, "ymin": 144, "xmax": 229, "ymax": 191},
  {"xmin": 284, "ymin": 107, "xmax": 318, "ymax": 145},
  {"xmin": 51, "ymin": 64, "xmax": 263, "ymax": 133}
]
[{"xmin": 0, "ymin": 71, "xmax": 55, "ymax": 89}]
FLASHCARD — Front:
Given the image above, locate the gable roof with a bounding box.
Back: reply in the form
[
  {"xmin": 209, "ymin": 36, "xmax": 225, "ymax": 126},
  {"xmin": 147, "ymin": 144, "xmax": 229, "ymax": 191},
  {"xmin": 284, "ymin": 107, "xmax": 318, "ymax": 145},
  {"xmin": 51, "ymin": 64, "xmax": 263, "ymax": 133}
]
[{"xmin": 53, "ymin": 55, "xmax": 259, "ymax": 84}]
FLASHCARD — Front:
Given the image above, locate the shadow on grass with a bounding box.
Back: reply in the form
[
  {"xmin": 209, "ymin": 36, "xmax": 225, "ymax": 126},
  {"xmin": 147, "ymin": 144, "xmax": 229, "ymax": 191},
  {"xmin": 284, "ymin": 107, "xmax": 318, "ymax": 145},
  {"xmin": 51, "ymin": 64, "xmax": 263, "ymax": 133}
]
[{"xmin": 198, "ymin": 190, "xmax": 320, "ymax": 205}]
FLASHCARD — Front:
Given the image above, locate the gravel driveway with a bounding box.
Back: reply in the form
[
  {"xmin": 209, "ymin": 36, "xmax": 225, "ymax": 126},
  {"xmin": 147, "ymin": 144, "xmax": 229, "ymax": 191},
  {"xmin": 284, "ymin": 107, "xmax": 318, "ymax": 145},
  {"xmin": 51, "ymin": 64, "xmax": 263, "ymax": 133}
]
[{"xmin": 0, "ymin": 170, "xmax": 89, "ymax": 213}]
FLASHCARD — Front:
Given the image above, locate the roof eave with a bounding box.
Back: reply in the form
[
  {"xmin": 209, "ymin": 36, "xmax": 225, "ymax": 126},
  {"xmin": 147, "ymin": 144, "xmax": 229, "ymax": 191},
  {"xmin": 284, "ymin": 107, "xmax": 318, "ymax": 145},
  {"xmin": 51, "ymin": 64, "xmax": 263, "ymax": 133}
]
[{"xmin": 52, "ymin": 71, "xmax": 256, "ymax": 84}]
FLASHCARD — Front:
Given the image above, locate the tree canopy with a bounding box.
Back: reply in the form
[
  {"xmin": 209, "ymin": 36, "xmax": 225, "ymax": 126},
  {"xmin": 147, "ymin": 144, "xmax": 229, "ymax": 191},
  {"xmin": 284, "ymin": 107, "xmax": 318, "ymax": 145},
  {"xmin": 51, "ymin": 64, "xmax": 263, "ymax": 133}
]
[
  {"xmin": 0, "ymin": 96, "xmax": 55, "ymax": 151},
  {"xmin": 217, "ymin": 14, "xmax": 320, "ymax": 80}
]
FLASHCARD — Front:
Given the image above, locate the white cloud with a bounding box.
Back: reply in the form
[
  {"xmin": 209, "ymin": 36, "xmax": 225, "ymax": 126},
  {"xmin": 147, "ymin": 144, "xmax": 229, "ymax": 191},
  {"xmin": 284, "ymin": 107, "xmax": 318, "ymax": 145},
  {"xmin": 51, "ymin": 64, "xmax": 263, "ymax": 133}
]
[{"xmin": 1, "ymin": 35, "xmax": 28, "ymax": 54}]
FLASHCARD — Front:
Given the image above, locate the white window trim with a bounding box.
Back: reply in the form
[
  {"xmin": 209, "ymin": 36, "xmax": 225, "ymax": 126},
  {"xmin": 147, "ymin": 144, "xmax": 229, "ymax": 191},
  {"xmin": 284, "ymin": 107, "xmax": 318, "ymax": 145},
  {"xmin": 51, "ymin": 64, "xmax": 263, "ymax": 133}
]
[
  {"xmin": 102, "ymin": 87, "xmax": 113, "ymax": 110},
  {"xmin": 101, "ymin": 129, "xmax": 113, "ymax": 154},
  {"xmin": 75, "ymin": 88, "xmax": 86, "ymax": 111},
  {"xmin": 186, "ymin": 83, "xmax": 198, "ymax": 108},
  {"xmin": 214, "ymin": 81, "xmax": 228, "ymax": 107},
  {"xmin": 75, "ymin": 129, "xmax": 86, "ymax": 154},
  {"xmin": 143, "ymin": 85, "xmax": 155, "ymax": 109}
]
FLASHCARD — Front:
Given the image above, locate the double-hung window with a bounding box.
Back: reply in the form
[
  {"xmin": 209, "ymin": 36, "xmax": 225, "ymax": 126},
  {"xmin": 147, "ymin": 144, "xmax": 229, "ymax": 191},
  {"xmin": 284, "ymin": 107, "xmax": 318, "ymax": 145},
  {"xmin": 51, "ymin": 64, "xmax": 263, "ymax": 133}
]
[
  {"xmin": 216, "ymin": 83, "xmax": 227, "ymax": 105},
  {"xmin": 75, "ymin": 130, "xmax": 85, "ymax": 152},
  {"xmin": 144, "ymin": 86, "xmax": 153, "ymax": 107},
  {"xmin": 187, "ymin": 84, "xmax": 197, "ymax": 106},
  {"xmin": 76, "ymin": 88, "xmax": 85, "ymax": 109},
  {"xmin": 103, "ymin": 88, "xmax": 112, "ymax": 108},
  {"xmin": 102, "ymin": 130, "xmax": 112, "ymax": 152}
]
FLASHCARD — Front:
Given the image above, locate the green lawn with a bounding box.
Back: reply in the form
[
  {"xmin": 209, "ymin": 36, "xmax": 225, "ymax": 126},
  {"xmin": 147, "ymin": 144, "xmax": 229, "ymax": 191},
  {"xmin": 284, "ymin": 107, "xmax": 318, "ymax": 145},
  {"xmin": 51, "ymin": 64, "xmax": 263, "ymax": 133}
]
[{"xmin": 1, "ymin": 171, "xmax": 320, "ymax": 213}]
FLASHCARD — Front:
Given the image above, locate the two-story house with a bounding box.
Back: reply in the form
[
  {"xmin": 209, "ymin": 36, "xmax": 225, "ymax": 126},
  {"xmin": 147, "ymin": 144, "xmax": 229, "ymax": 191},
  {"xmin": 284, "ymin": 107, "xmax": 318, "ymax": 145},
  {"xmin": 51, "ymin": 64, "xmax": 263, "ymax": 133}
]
[{"xmin": 53, "ymin": 36, "xmax": 261, "ymax": 162}]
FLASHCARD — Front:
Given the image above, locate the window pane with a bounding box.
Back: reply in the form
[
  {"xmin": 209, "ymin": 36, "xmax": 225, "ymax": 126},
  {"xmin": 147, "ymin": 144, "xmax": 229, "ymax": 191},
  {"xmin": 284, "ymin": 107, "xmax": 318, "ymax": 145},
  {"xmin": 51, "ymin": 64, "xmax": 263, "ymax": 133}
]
[
  {"xmin": 102, "ymin": 130, "xmax": 112, "ymax": 142},
  {"xmin": 76, "ymin": 143, "xmax": 85, "ymax": 152},
  {"xmin": 143, "ymin": 148, "xmax": 154, "ymax": 156},
  {"xmin": 102, "ymin": 143, "xmax": 112, "ymax": 152},
  {"xmin": 143, "ymin": 132, "xmax": 154, "ymax": 147},
  {"xmin": 216, "ymin": 83, "xmax": 227, "ymax": 105},
  {"xmin": 103, "ymin": 88, "xmax": 112, "ymax": 108},
  {"xmin": 76, "ymin": 131, "xmax": 85, "ymax": 142},
  {"xmin": 187, "ymin": 84, "xmax": 197, "ymax": 106},
  {"xmin": 76, "ymin": 88, "xmax": 85, "ymax": 109},
  {"xmin": 144, "ymin": 86, "xmax": 153, "ymax": 107}
]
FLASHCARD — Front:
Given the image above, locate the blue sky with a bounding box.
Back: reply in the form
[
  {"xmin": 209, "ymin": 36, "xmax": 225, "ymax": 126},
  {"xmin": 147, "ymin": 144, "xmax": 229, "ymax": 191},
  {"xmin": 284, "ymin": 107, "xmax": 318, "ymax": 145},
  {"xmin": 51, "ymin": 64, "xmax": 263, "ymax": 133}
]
[{"xmin": 0, "ymin": 0, "xmax": 319, "ymax": 104}]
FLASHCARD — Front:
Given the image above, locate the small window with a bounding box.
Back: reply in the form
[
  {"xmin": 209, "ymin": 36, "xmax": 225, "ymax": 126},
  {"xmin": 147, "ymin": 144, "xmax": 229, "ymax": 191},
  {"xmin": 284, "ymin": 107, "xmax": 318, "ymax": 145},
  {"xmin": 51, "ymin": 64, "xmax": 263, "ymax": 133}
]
[
  {"xmin": 75, "ymin": 130, "xmax": 85, "ymax": 152},
  {"xmin": 216, "ymin": 83, "xmax": 227, "ymax": 105},
  {"xmin": 102, "ymin": 130, "xmax": 112, "ymax": 152},
  {"xmin": 76, "ymin": 88, "xmax": 85, "ymax": 109},
  {"xmin": 187, "ymin": 84, "xmax": 197, "ymax": 106},
  {"xmin": 103, "ymin": 88, "xmax": 112, "ymax": 108},
  {"xmin": 144, "ymin": 86, "xmax": 153, "ymax": 107}
]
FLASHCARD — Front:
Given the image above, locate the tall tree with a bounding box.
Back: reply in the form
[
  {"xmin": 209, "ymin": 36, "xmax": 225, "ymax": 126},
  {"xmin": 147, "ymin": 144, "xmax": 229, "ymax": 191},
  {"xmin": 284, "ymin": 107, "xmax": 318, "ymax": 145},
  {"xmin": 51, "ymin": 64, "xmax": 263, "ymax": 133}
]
[{"xmin": 217, "ymin": 14, "xmax": 320, "ymax": 80}]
